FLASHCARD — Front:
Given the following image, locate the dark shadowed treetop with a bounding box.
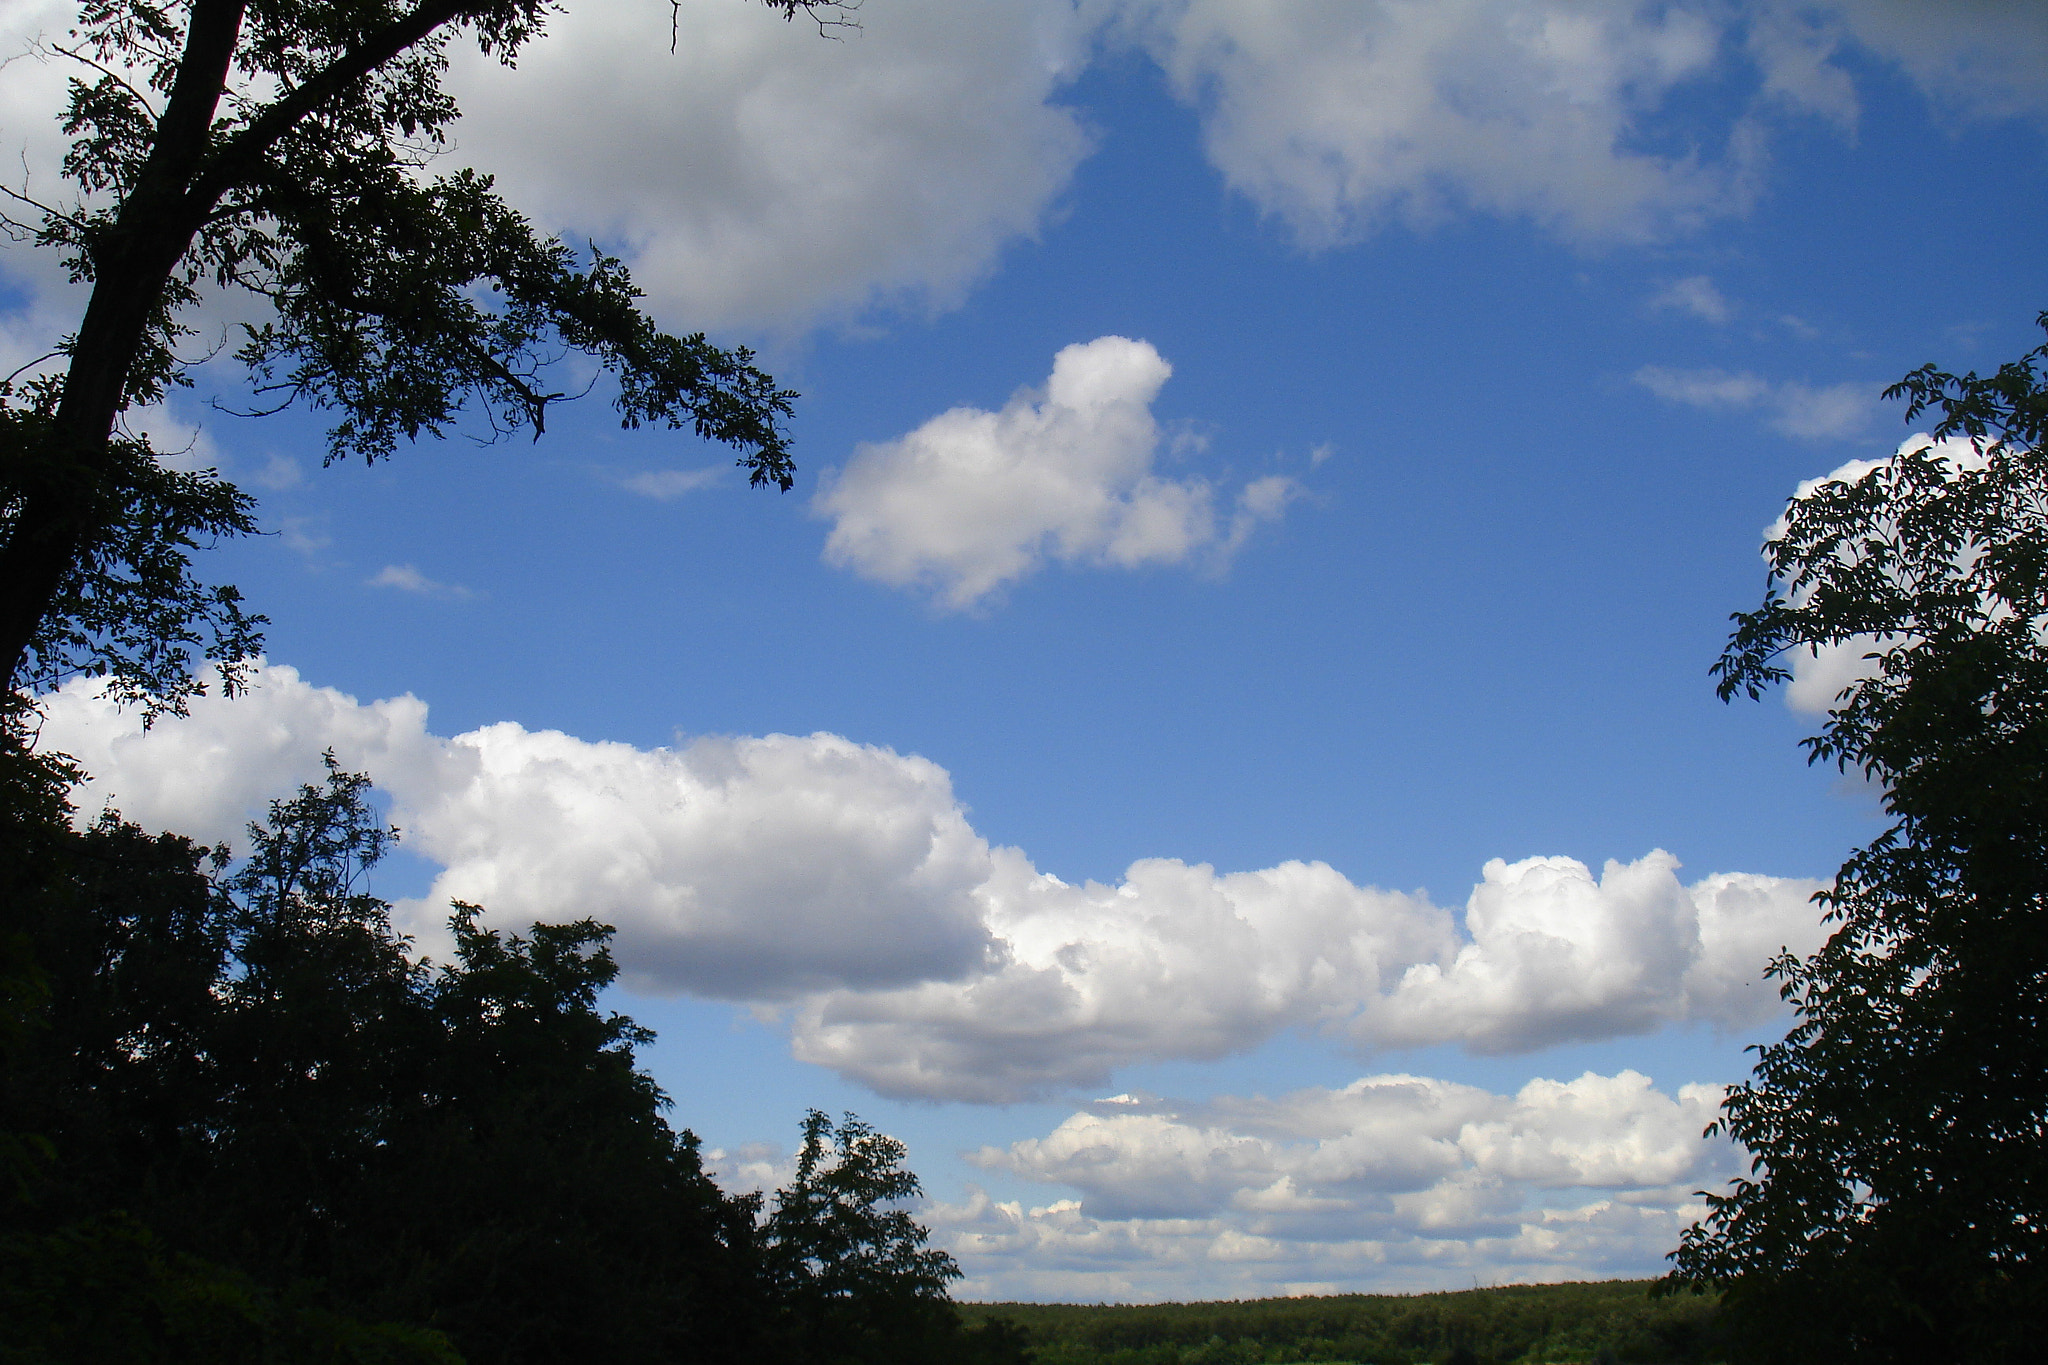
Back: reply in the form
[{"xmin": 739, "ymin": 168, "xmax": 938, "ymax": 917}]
[
  {"xmin": 1, "ymin": 1, "xmax": 845, "ymax": 713},
  {"xmin": 1671, "ymin": 313, "xmax": 2048, "ymax": 1361}
]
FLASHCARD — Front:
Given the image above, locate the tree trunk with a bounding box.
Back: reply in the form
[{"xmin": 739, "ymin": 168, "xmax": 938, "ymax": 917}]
[{"xmin": 0, "ymin": 0, "xmax": 250, "ymax": 693}]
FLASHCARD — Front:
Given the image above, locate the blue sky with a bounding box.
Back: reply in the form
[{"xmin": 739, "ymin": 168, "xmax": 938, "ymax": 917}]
[{"xmin": 7, "ymin": 0, "xmax": 2048, "ymax": 1301}]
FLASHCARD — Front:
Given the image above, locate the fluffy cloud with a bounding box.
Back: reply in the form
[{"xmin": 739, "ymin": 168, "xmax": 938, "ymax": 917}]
[
  {"xmin": 9, "ymin": 3, "xmax": 2046, "ymax": 343},
  {"xmin": 42, "ymin": 664, "xmax": 1000, "ymax": 998},
  {"xmin": 1115, "ymin": 0, "xmax": 1752, "ymax": 246},
  {"xmin": 933, "ymin": 1068, "xmax": 1732, "ymax": 1299},
  {"xmin": 1633, "ymin": 364, "xmax": 1877, "ymax": 440},
  {"xmin": 41, "ymin": 663, "xmax": 1825, "ymax": 1103},
  {"xmin": 1104, "ymin": 1, "xmax": 2048, "ymax": 253},
  {"xmin": 796, "ymin": 848, "xmax": 1821, "ymax": 1101},
  {"xmin": 815, "ymin": 337, "xmax": 1298, "ymax": 609},
  {"xmin": 3, "ymin": 1, "xmax": 1093, "ymax": 340},
  {"xmin": 440, "ymin": 0, "xmax": 1094, "ymax": 333}
]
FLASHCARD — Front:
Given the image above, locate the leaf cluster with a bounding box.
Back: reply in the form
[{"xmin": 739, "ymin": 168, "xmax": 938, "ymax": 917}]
[{"xmin": 3, "ymin": 378, "xmax": 263, "ymax": 719}]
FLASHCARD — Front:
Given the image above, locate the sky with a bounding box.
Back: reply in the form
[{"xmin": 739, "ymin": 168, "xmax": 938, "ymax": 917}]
[{"xmin": 5, "ymin": 0, "xmax": 2048, "ymax": 1303}]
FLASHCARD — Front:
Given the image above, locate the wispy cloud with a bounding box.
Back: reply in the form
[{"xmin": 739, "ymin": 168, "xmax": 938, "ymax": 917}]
[
  {"xmin": 367, "ymin": 564, "xmax": 476, "ymax": 600},
  {"xmin": 1647, "ymin": 275, "xmax": 1733, "ymax": 324},
  {"xmin": 613, "ymin": 466, "xmax": 725, "ymax": 500},
  {"xmin": 1633, "ymin": 364, "xmax": 1877, "ymax": 440}
]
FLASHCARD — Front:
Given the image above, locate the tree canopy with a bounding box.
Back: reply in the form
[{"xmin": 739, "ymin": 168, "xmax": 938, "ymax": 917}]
[
  {"xmin": 1668, "ymin": 313, "xmax": 2048, "ymax": 1359},
  {"xmin": 2, "ymin": 756, "xmax": 1019, "ymax": 1364},
  {"xmin": 1, "ymin": 1, "xmax": 838, "ymax": 714}
]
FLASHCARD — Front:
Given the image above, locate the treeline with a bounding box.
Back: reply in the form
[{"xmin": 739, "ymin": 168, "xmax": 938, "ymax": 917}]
[
  {"xmin": 0, "ymin": 753, "xmax": 1024, "ymax": 1365},
  {"xmin": 960, "ymin": 1281, "xmax": 1722, "ymax": 1365}
]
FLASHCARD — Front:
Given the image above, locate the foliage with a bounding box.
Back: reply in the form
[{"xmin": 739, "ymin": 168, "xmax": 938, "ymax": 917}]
[
  {"xmin": 761, "ymin": 1109, "xmax": 969, "ymax": 1363},
  {"xmin": 0, "ymin": 1211, "xmax": 462, "ymax": 1365},
  {"xmin": 2, "ymin": 378, "xmax": 264, "ymax": 719},
  {"xmin": 0, "ymin": 1, "xmax": 838, "ymax": 704},
  {"xmin": 0, "ymin": 756, "xmax": 978, "ymax": 1364},
  {"xmin": 959, "ymin": 1281, "xmax": 1722, "ymax": 1365},
  {"xmin": 1669, "ymin": 313, "xmax": 2048, "ymax": 1357}
]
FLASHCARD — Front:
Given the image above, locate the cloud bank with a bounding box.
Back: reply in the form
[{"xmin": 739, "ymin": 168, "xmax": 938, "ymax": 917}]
[
  {"xmin": 932, "ymin": 1067, "xmax": 1733, "ymax": 1300},
  {"xmin": 42, "ymin": 663, "xmax": 1824, "ymax": 1103},
  {"xmin": 8, "ymin": 3, "xmax": 2046, "ymax": 340},
  {"xmin": 815, "ymin": 337, "xmax": 1296, "ymax": 609}
]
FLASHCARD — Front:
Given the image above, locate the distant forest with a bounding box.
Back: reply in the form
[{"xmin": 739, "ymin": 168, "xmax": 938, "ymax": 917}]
[{"xmin": 960, "ymin": 1280, "xmax": 1722, "ymax": 1365}]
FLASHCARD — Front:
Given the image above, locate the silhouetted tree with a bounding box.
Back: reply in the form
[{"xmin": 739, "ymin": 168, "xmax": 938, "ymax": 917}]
[
  {"xmin": 761, "ymin": 1109, "xmax": 964, "ymax": 1363},
  {"xmin": 2, "ymin": 757, "xmax": 995, "ymax": 1363},
  {"xmin": 1669, "ymin": 313, "xmax": 2048, "ymax": 1359},
  {"xmin": 2, "ymin": 1, "xmax": 844, "ymax": 711}
]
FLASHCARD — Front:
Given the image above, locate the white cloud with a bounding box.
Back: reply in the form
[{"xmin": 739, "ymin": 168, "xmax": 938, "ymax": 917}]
[
  {"xmin": 1106, "ymin": 1, "xmax": 2048, "ymax": 253},
  {"xmin": 367, "ymin": 564, "xmax": 477, "ymax": 600},
  {"xmin": 1819, "ymin": 0, "xmax": 2048, "ymax": 127},
  {"xmin": 11, "ymin": 2, "xmax": 2047, "ymax": 349},
  {"xmin": 441, "ymin": 0, "xmax": 1095, "ymax": 334},
  {"xmin": 935, "ymin": 1068, "xmax": 1734, "ymax": 1299},
  {"xmin": 39, "ymin": 663, "xmax": 1825, "ymax": 1104},
  {"xmin": 814, "ymin": 337, "xmax": 1298, "ymax": 609},
  {"xmin": 1356, "ymin": 853, "xmax": 1818, "ymax": 1054},
  {"xmin": 1114, "ymin": 0, "xmax": 1753, "ymax": 247},
  {"xmin": 1633, "ymin": 364, "xmax": 1877, "ymax": 440},
  {"xmin": 1647, "ymin": 275, "xmax": 1733, "ymax": 324},
  {"xmin": 41, "ymin": 663, "xmax": 1002, "ymax": 999},
  {"xmin": 614, "ymin": 466, "xmax": 725, "ymax": 500},
  {"xmin": 795, "ymin": 848, "xmax": 1821, "ymax": 1102}
]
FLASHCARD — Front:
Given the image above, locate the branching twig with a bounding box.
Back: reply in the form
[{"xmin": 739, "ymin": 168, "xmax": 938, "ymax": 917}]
[{"xmin": 42, "ymin": 39, "xmax": 163, "ymax": 121}]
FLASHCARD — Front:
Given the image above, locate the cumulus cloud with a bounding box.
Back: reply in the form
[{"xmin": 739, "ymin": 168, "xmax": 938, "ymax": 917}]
[
  {"xmin": 42, "ymin": 664, "xmax": 1001, "ymax": 998},
  {"xmin": 1357, "ymin": 854, "xmax": 1818, "ymax": 1053},
  {"xmin": 10, "ymin": 3, "xmax": 2048, "ymax": 345},
  {"xmin": 1114, "ymin": 0, "xmax": 1753, "ymax": 247},
  {"xmin": 934, "ymin": 1068, "xmax": 1733, "ymax": 1300},
  {"xmin": 1106, "ymin": 1, "xmax": 2048, "ymax": 252},
  {"xmin": 1633, "ymin": 364, "xmax": 1877, "ymax": 440},
  {"xmin": 796, "ymin": 848, "xmax": 1822, "ymax": 1101},
  {"xmin": 42, "ymin": 663, "xmax": 1825, "ymax": 1103},
  {"xmin": 440, "ymin": 0, "xmax": 1094, "ymax": 333},
  {"xmin": 815, "ymin": 337, "xmax": 1298, "ymax": 609}
]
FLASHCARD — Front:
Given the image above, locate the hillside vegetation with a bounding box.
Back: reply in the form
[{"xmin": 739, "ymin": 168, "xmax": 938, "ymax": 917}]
[{"xmin": 961, "ymin": 1280, "xmax": 1721, "ymax": 1365}]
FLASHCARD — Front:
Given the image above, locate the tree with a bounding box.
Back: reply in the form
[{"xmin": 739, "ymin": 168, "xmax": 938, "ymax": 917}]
[
  {"xmin": 1, "ymin": 0, "xmax": 841, "ymax": 712},
  {"xmin": 1667, "ymin": 314, "xmax": 2048, "ymax": 1359},
  {"xmin": 761, "ymin": 1110, "xmax": 964, "ymax": 1363},
  {"xmin": 2, "ymin": 758, "xmax": 989, "ymax": 1364}
]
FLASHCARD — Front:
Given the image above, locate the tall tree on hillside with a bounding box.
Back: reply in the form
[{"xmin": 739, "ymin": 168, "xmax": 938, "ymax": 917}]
[
  {"xmin": 1669, "ymin": 314, "xmax": 2048, "ymax": 1359},
  {"xmin": 1, "ymin": 1, "xmax": 842, "ymax": 714}
]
